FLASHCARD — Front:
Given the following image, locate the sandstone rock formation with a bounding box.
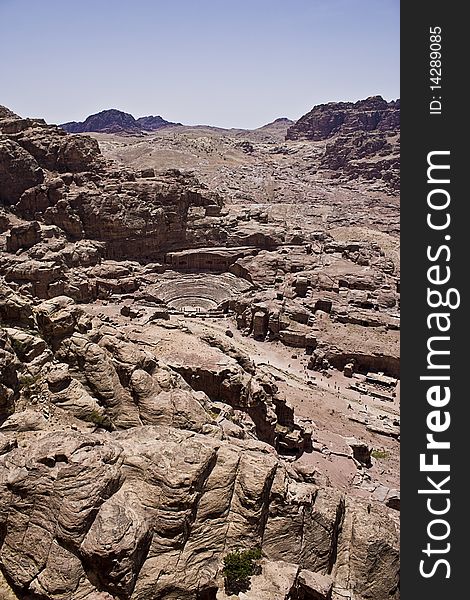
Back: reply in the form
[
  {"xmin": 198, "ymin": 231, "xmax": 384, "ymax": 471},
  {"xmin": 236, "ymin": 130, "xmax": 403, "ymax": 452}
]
[
  {"xmin": 0, "ymin": 138, "xmax": 44, "ymax": 204},
  {"xmin": 61, "ymin": 109, "xmax": 179, "ymax": 134},
  {"xmin": 0, "ymin": 102, "xmax": 400, "ymax": 599},
  {"xmin": 0, "ymin": 108, "xmax": 102, "ymax": 177},
  {"xmin": 286, "ymin": 97, "xmax": 399, "ymax": 141},
  {"xmin": 286, "ymin": 96, "xmax": 400, "ymax": 190},
  {"xmin": 0, "ymin": 283, "xmax": 399, "ymax": 600}
]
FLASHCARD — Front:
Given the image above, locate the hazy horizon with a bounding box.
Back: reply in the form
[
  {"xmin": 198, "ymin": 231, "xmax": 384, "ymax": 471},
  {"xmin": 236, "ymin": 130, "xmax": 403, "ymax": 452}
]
[
  {"xmin": 0, "ymin": 0, "xmax": 399, "ymax": 129},
  {"xmin": 57, "ymin": 95, "xmax": 399, "ymax": 130}
]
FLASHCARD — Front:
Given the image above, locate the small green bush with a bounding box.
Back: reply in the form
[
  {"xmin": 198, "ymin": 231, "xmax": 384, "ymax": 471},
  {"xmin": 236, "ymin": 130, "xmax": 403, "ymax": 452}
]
[
  {"xmin": 20, "ymin": 374, "xmax": 39, "ymax": 388},
  {"xmin": 87, "ymin": 409, "xmax": 110, "ymax": 429},
  {"xmin": 19, "ymin": 373, "xmax": 41, "ymax": 398},
  {"xmin": 223, "ymin": 547, "xmax": 262, "ymax": 594},
  {"xmin": 9, "ymin": 337, "xmax": 25, "ymax": 354},
  {"xmin": 371, "ymin": 449, "xmax": 389, "ymax": 460}
]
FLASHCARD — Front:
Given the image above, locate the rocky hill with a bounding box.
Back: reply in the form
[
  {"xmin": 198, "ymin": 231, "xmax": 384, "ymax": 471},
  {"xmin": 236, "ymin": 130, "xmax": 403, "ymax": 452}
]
[
  {"xmin": 0, "ymin": 103, "xmax": 400, "ymax": 600},
  {"xmin": 61, "ymin": 109, "xmax": 179, "ymax": 134},
  {"xmin": 285, "ymin": 96, "xmax": 400, "ymax": 190},
  {"xmin": 286, "ymin": 96, "xmax": 399, "ymax": 141}
]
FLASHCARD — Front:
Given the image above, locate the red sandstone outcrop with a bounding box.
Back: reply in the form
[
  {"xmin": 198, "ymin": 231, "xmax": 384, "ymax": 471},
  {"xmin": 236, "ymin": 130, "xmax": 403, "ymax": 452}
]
[
  {"xmin": 286, "ymin": 96, "xmax": 399, "ymax": 141},
  {"xmin": 0, "ymin": 104, "xmax": 400, "ymax": 600},
  {"xmin": 286, "ymin": 96, "xmax": 400, "ymax": 190},
  {"xmin": 0, "ymin": 113, "xmax": 102, "ymax": 174},
  {"xmin": 0, "ymin": 138, "xmax": 44, "ymax": 204}
]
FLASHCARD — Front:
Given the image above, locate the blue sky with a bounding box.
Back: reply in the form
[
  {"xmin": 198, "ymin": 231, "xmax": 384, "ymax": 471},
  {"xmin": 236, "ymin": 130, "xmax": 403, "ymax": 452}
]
[{"xmin": 0, "ymin": 0, "xmax": 399, "ymax": 128}]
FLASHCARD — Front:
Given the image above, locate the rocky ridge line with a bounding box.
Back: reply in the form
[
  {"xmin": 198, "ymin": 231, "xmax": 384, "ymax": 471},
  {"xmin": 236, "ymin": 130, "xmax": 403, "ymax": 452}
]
[{"xmin": 61, "ymin": 109, "xmax": 180, "ymax": 135}]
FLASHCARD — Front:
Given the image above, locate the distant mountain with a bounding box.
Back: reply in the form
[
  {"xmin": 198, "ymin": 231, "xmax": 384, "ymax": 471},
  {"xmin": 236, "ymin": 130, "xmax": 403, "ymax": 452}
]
[
  {"xmin": 61, "ymin": 109, "xmax": 180, "ymax": 134},
  {"xmin": 135, "ymin": 115, "xmax": 177, "ymax": 130},
  {"xmin": 257, "ymin": 117, "xmax": 294, "ymax": 130},
  {"xmin": 286, "ymin": 96, "xmax": 400, "ymax": 141}
]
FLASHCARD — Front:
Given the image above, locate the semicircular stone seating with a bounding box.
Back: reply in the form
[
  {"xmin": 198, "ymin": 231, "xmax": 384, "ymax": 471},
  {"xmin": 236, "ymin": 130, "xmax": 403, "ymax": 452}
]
[{"xmin": 152, "ymin": 273, "xmax": 252, "ymax": 313}]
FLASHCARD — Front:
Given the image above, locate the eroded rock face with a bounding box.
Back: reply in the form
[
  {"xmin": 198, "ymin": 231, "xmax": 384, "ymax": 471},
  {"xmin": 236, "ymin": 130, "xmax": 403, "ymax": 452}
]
[
  {"xmin": 67, "ymin": 173, "xmax": 219, "ymax": 259},
  {"xmin": 333, "ymin": 498, "xmax": 400, "ymax": 600},
  {"xmin": 0, "ymin": 108, "xmax": 218, "ymax": 264},
  {"xmin": 286, "ymin": 97, "xmax": 399, "ymax": 141},
  {"xmin": 0, "ymin": 331, "xmax": 19, "ymax": 421},
  {"xmin": 0, "ymin": 116, "xmax": 102, "ymax": 173},
  {"xmin": 286, "ymin": 96, "xmax": 400, "ymax": 190},
  {"xmin": 0, "ymin": 138, "xmax": 44, "ymax": 204},
  {"xmin": 0, "ymin": 279, "xmax": 400, "ymax": 599},
  {"xmin": 6, "ymin": 221, "xmax": 41, "ymax": 253},
  {"xmin": 0, "ymin": 427, "xmax": 398, "ymax": 600},
  {"xmin": 229, "ymin": 242, "xmax": 399, "ymax": 378},
  {"xmin": 0, "ymin": 104, "xmax": 400, "ymax": 600},
  {"xmin": 0, "ymin": 109, "xmax": 225, "ymax": 306},
  {"xmin": 0, "ymin": 432, "xmax": 124, "ymax": 594},
  {"xmin": 0, "ymin": 282, "xmax": 35, "ymax": 327}
]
